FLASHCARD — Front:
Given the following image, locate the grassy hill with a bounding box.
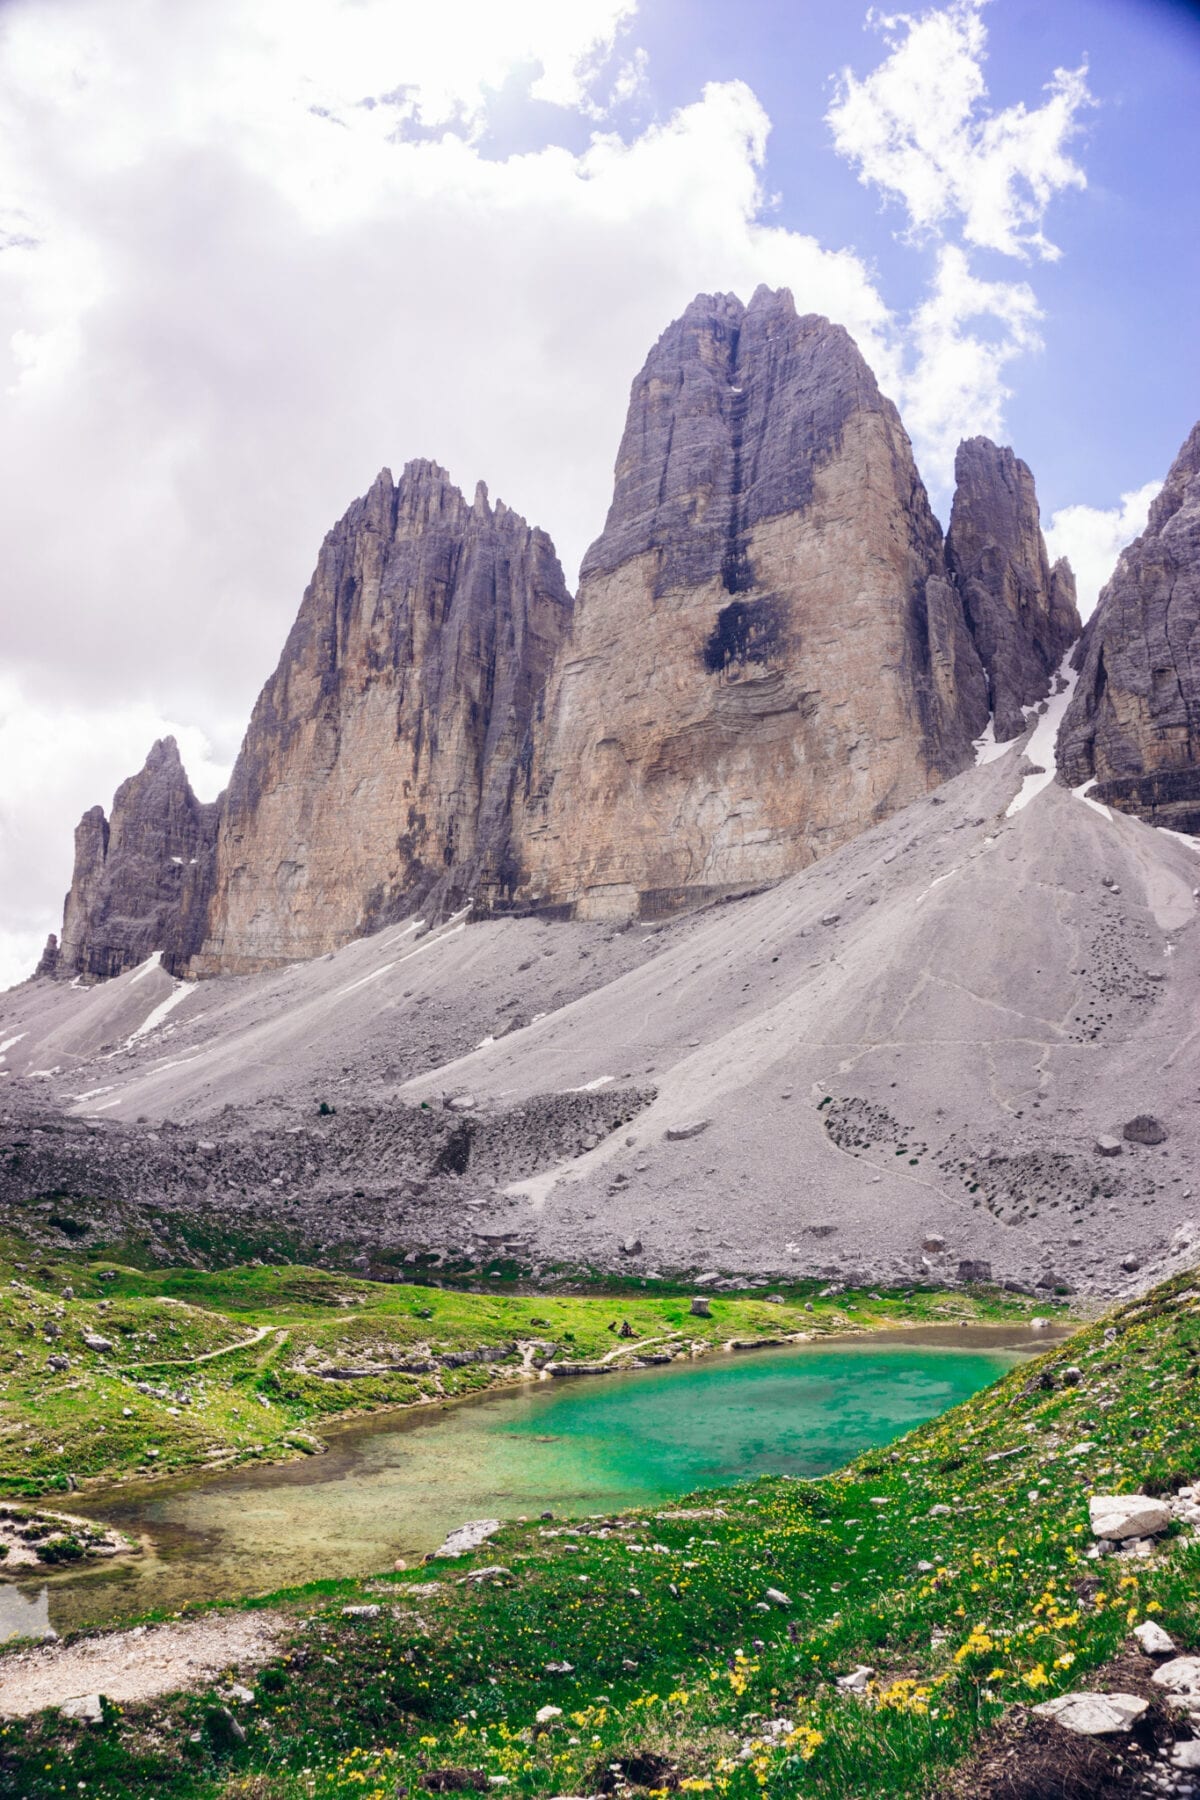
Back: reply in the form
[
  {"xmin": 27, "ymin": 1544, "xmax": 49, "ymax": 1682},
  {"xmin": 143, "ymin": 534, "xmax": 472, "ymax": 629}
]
[{"xmin": 3, "ymin": 1267, "xmax": 1199, "ymax": 1797}]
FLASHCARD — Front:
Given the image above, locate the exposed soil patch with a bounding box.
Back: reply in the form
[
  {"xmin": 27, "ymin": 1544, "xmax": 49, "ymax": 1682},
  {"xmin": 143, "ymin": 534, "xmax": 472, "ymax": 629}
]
[{"xmin": 0, "ymin": 1608, "xmax": 289, "ymax": 1718}]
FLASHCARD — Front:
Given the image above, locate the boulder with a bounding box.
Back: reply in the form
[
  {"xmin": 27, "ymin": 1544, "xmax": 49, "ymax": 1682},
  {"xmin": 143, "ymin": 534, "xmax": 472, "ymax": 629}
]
[
  {"xmin": 664, "ymin": 1120, "xmax": 711, "ymax": 1142},
  {"xmin": 1133, "ymin": 1619, "xmax": 1176, "ymax": 1656},
  {"xmin": 689, "ymin": 1296, "xmax": 712, "ymax": 1318},
  {"xmin": 1123, "ymin": 1115, "xmax": 1169, "ymax": 1146},
  {"xmin": 59, "ymin": 1694, "xmax": 104, "ymax": 1725},
  {"xmin": 434, "ymin": 1519, "xmax": 502, "ymax": 1558},
  {"xmin": 957, "ymin": 1259, "xmax": 992, "ymax": 1284},
  {"xmin": 1094, "ymin": 1135, "xmax": 1123, "ymax": 1157},
  {"xmin": 1152, "ymin": 1657, "xmax": 1200, "ymax": 1699},
  {"xmin": 619, "ymin": 1237, "xmax": 643, "ymax": 1256},
  {"xmin": 1088, "ymin": 1494, "xmax": 1171, "ymax": 1541},
  {"xmin": 1031, "ymin": 1692, "xmax": 1148, "ymax": 1735}
]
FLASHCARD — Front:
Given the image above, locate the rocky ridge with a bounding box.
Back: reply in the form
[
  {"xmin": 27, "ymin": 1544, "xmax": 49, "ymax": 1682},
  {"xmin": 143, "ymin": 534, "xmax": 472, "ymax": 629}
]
[
  {"xmin": 945, "ymin": 436, "xmax": 1080, "ymax": 740},
  {"xmin": 193, "ymin": 462, "xmax": 573, "ymax": 974},
  {"xmin": 1060, "ymin": 421, "xmax": 1200, "ymax": 829},
  {"xmin": 55, "ymin": 738, "xmax": 219, "ymax": 981},
  {"xmin": 42, "ymin": 288, "xmax": 1088, "ymax": 975},
  {"xmin": 514, "ymin": 286, "xmax": 992, "ymax": 919}
]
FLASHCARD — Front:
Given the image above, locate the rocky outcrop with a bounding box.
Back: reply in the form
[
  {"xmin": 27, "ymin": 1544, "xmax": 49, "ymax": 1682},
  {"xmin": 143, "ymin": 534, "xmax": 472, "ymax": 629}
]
[
  {"xmin": 193, "ymin": 462, "xmax": 572, "ymax": 974},
  {"xmin": 946, "ymin": 437, "xmax": 1081, "ymax": 740},
  {"xmin": 1059, "ymin": 422, "xmax": 1200, "ymax": 829},
  {"xmin": 57, "ymin": 739, "xmax": 219, "ymax": 980},
  {"xmin": 514, "ymin": 286, "xmax": 990, "ymax": 919}
]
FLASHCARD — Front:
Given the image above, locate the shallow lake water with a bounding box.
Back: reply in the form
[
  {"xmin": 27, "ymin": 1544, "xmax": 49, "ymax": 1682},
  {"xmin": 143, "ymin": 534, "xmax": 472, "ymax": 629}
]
[{"xmin": 2, "ymin": 1326, "xmax": 1045, "ymax": 1639}]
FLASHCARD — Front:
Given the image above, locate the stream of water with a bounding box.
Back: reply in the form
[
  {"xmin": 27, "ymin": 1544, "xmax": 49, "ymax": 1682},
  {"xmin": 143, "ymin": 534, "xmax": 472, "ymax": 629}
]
[{"xmin": 1, "ymin": 1326, "xmax": 1043, "ymax": 1640}]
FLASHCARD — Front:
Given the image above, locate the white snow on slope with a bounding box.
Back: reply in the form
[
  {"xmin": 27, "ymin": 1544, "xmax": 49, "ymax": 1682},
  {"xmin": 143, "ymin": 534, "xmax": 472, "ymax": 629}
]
[
  {"xmin": 128, "ymin": 953, "xmax": 164, "ymax": 984},
  {"xmin": 0, "ymin": 1033, "xmax": 27, "ymax": 1061},
  {"xmin": 973, "ymin": 717, "xmax": 1014, "ymax": 766},
  {"xmin": 1072, "ymin": 779, "xmax": 1112, "ymax": 821},
  {"xmin": 130, "ymin": 981, "xmax": 192, "ymax": 1041},
  {"xmin": 1005, "ymin": 652, "xmax": 1079, "ymax": 818}
]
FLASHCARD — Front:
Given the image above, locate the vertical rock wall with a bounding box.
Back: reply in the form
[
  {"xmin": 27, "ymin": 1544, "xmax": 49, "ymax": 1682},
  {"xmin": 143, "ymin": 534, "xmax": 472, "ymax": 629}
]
[
  {"xmin": 192, "ymin": 462, "xmax": 573, "ymax": 973},
  {"xmin": 946, "ymin": 437, "xmax": 1081, "ymax": 740},
  {"xmin": 1059, "ymin": 422, "xmax": 1200, "ymax": 828},
  {"xmin": 57, "ymin": 738, "xmax": 219, "ymax": 980},
  {"xmin": 513, "ymin": 286, "xmax": 990, "ymax": 919}
]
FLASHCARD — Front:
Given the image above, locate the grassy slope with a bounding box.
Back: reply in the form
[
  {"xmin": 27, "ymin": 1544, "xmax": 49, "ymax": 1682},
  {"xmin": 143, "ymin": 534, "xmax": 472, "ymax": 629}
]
[
  {"xmin": 3, "ymin": 1269, "xmax": 1199, "ymax": 1798},
  {"xmin": 0, "ymin": 1247, "xmax": 1038, "ymax": 1496}
]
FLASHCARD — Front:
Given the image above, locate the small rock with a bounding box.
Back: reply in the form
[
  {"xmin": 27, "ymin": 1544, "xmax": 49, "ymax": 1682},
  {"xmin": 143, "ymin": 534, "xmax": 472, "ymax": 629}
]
[
  {"xmin": 665, "ymin": 1120, "xmax": 711, "ymax": 1142},
  {"xmin": 1089, "ymin": 1494, "xmax": 1171, "ymax": 1541},
  {"xmin": 226, "ymin": 1683, "xmax": 256, "ymax": 1704},
  {"xmin": 435, "ymin": 1519, "xmax": 501, "ymax": 1558},
  {"xmin": 820, "ymin": 913, "xmax": 840, "ymax": 926},
  {"xmin": 447, "ymin": 1094, "xmax": 477, "ymax": 1113},
  {"xmin": 1032, "ymin": 1692, "xmax": 1148, "ymax": 1735},
  {"xmin": 922, "ymin": 1235, "xmax": 946, "ymax": 1253},
  {"xmin": 1124, "ymin": 1114, "xmax": 1168, "ymax": 1146},
  {"xmin": 534, "ymin": 1705, "xmax": 562, "ymax": 1725},
  {"xmin": 1133, "ymin": 1619, "xmax": 1176, "ymax": 1656},
  {"xmin": 764, "ymin": 1587, "xmax": 792, "ymax": 1607},
  {"xmin": 1061, "ymin": 1366, "xmax": 1083, "ymax": 1387},
  {"xmin": 1121, "ymin": 1254, "xmax": 1141, "ymax": 1273},
  {"xmin": 457, "ymin": 1565, "xmax": 512, "ymax": 1585},
  {"xmin": 341, "ymin": 1604, "xmax": 380, "ymax": 1618},
  {"xmin": 1171, "ymin": 1742, "xmax": 1200, "ymax": 1771},
  {"xmin": 689, "ymin": 1296, "xmax": 712, "ymax": 1318},
  {"xmin": 82, "ymin": 1334, "xmax": 114, "ymax": 1353},
  {"xmin": 1152, "ymin": 1657, "xmax": 1200, "ymax": 1699},
  {"xmin": 544, "ymin": 1660, "xmax": 574, "ymax": 1674},
  {"xmin": 1095, "ymin": 1136, "xmax": 1123, "ymax": 1158},
  {"xmin": 619, "ymin": 1238, "xmax": 642, "ymax": 1256},
  {"xmin": 59, "ymin": 1693, "xmax": 103, "ymax": 1724},
  {"xmin": 957, "ymin": 1259, "xmax": 992, "ymax": 1283},
  {"xmin": 835, "ymin": 1665, "xmax": 874, "ymax": 1693},
  {"xmin": 763, "ymin": 1294, "xmax": 785, "ymax": 1305}
]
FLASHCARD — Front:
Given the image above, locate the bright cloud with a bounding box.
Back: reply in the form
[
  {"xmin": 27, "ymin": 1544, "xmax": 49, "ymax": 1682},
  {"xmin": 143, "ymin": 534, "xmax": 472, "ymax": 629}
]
[
  {"xmin": 1045, "ymin": 480, "xmax": 1162, "ymax": 619},
  {"xmin": 827, "ymin": 0, "xmax": 1092, "ymax": 483},
  {"xmin": 827, "ymin": 0, "xmax": 1091, "ymax": 260}
]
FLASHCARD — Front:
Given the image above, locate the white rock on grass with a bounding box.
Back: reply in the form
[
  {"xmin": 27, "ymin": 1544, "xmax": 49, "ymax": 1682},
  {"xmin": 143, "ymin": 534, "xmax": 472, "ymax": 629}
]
[
  {"xmin": 435, "ymin": 1518, "xmax": 501, "ymax": 1557},
  {"xmin": 835, "ymin": 1665, "xmax": 874, "ymax": 1693},
  {"xmin": 1153, "ymin": 1658, "xmax": 1200, "ymax": 1699},
  {"xmin": 764, "ymin": 1587, "xmax": 792, "ymax": 1607},
  {"xmin": 59, "ymin": 1694, "xmax": 104, "ymax": 1724},
  {"xmin": 1032, "ymin": 1692, "xmax": 1148, "ymax": 1735},
  {"xmin": 1133, "ymin": 1619, "xmax": 1176, "ymax": 1656},
  {"xmin": 1088, "ymin": 1494, "xmax": 1171, "ymax": 1541}
]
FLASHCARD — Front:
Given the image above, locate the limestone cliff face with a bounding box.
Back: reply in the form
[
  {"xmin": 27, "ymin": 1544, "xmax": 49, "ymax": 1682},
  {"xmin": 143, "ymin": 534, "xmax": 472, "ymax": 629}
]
[
  {"xmin": 1059, "ymin": 421, "xmax": 1200, "ymax": 828},
  {"xmin": 514, "ymin": 286, "xmax": 990, "ymax": 918},
  {"xmin": 57, "ymin": 738, "xmax": 219, "ymax": 980},
  {"xmin": 946, "ymin": 437, "xmax": 1080, "ymax": 740},
  {"xmin": 194, "ymin": 462, "xmax": 572, "ymax": 974}
]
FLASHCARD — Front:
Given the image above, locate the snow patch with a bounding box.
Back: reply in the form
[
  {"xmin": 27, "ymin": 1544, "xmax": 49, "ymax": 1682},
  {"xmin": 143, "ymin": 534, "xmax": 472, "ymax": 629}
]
[
  {"xmin": 0, "ymin": 1033, "xmax": 27, "ymax": 1061},
  {"xmin": 1005, "ymin": 651, "xmax": 1079, "ymax": 818},
  {"xmin": 973, "ymin": 717, "xmax": 1013, "ymax": 766},
  {"xmin": 566, "ymin": 1074, "xmax": 615, "ymax": 1093},
  {"xmin": 128, "ymin": 953, "xmax": 164, "ymax": 985},
  {"xmin": 130, "ymin": 981, "xmax": 191, "ymax": 1041},
  {"xmin": 1160, "ymin": 829, "xmax": 1200, "ymax": 856},
  {"xmin": 1072, "ymin": 779, "xmax": 1112, "ymax": 821}
]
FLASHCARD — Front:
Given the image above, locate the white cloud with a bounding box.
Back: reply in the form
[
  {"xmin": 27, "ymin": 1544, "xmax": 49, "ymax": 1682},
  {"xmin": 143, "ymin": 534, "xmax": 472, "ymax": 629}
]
[
  {"xmin": 827, "ymin": 0, "xmax": 1091, "ymax": 261},
  {"xmin": 827, "ymin": 0, "xmax": 1091, "ymax": 486},
  {"xmin": 899, "ymin": 244, "xmax": 1042, "ymax": 488},
  {"xmin": 1045, "ymin": 480, "xmax": 1162, "ymax": 620}
]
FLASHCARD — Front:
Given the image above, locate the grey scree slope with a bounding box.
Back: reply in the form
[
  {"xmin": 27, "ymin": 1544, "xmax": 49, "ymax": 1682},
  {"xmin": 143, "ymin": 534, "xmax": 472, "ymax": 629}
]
[{"xmin": 2, "ymin": 728, "xmax": 1197, "ymax": 1299}]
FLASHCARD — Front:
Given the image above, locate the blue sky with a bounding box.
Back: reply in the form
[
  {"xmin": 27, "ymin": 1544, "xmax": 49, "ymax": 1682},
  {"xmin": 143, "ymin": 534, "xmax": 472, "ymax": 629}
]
[{"xmin": 0, "ymin": 0, "xmax": 1197, "ymax": 986}]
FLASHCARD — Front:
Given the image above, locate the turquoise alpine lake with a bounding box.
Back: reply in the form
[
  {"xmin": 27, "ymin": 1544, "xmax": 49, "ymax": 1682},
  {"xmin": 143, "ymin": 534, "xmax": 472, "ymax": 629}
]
[{"xmin": 2, "ymin": 1329, "xmax": 1035, "ymax": 1640}]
